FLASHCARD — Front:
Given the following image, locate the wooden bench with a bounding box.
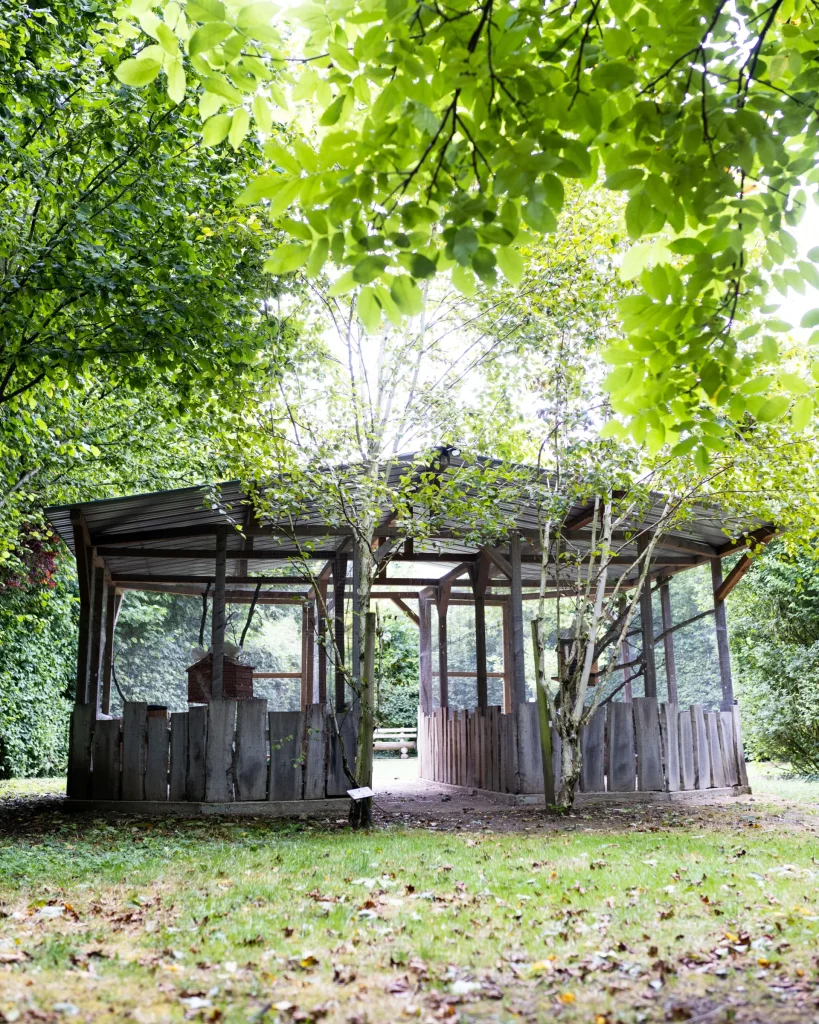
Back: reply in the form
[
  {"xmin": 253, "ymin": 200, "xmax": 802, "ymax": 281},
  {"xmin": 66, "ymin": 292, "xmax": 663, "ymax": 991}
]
[{"xmin": 374, "ymin": 727, "xmax": 417, "ymax": 759}]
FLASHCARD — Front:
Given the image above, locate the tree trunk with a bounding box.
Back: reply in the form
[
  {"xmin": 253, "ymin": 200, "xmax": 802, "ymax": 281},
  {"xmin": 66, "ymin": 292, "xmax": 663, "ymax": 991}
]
[
  {"xmin": 349, "ymin": 610, "xmax": 376, "ymax": 828},
  {"xmin": 557, "ymin": 715, "xmax": 582, "ymax": 810}
]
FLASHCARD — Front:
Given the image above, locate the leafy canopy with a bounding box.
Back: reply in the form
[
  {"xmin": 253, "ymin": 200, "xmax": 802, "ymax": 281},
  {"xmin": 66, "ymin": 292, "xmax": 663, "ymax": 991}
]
[{"xmin": 105, "ymin": 0, "xmax": 819, "ymax": 454}]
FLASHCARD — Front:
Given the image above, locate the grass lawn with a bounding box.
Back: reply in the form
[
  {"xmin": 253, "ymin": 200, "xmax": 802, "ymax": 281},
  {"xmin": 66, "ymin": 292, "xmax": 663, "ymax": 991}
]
[{"xmin": 0, "ymin": 768, "xmax": 817, "ymax": 1023}]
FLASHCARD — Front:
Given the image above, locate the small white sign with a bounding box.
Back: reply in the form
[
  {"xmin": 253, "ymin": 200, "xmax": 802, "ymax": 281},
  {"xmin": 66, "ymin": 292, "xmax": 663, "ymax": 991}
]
[{"xmin": 347, "ymin": 786, "xmax": 374, "ymax": 800}]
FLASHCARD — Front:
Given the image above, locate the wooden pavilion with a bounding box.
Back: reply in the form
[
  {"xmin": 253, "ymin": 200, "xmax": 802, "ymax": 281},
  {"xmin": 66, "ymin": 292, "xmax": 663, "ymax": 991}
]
[{"xmin": 47, "ymin": 458, "xmax": 772, "ymax": 810}]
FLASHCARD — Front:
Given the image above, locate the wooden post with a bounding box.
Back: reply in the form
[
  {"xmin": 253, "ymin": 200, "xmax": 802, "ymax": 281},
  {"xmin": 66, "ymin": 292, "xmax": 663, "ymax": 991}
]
[
  {"xmin": 211, "ymin": 526, "xmax": 227, "ymax": 701},
  {"xmin": 659, "ymin": 579, "xmax": 678, "ymax": 704},
  {"xmin": 300, "ymin": 602, "xmax": 313, "ymax": 710},
  {"xmin": 502, "ymin": 600, "xmax": 513, "ymax": 714},
  {"xmin": 418, "ymin": 591, "xmax": 433, "ymax": 715},
  {"xmin": 317, "ymin": 578, "xmax": 328, "ymax": 703},
  {"xmin": 101, "ymin": 588, "xmax": 122, "ymax": 716},
  {"xmin": 637, "ymin": 534, "xmax": 657, "ymax": 700},
  {"xmin": 472, "ymin": 555, "xmax": 489, "ymax": 709},
  {"xmin": 509, "ymin": 532, "xmax": 527, "ymax": 706},
  {"xmin": 87, "ymin": 565, "xmax": 106, "ymax": 715},
  {"xmin": 620, "ymin": 637, "xmax": 633, "ymax": 702},
  {"xmin": 70, "ymin": 511, "xmax": 93, "ymax": 704},
  {"xmin": 333, "ymin": 552, "xmax": 347, "ymax": 710},
  {"xmin": 436, "ymin": 585, "xmax": 449, "ymax": 708},
  {"xmin": 711, "ymin": 558, "xmax": 735, "ymax": 710},
  {"xmin": 351, "ymin": 545, "xmax": 361, "ymax": 688}
]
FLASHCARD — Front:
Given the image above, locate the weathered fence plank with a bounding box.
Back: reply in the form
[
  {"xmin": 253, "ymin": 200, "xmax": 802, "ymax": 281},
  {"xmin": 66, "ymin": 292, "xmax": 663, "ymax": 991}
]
[
  {"xmin": 92, "ymin": 718, "xmax": 121, "ymax": 800},
  {"xmin": 269, "ymin": 711, "xmax": 303, "ymax": 801},
  {"xmin": 122, "ymin": 702, "xmax": 148, "ymax": 801},
  {"xmin": 145, "ymin": 713, "xmax": 169, "ymax": 802},
  {"xmin": 67, "ymin": 703, "xmax": 95, "ymax": 799},
  {"xmin": 634, "ymin": 698, "xmax": 664, "ymax": 791},
  {"xmin": 732, "ymin": 705, "xmax": 749, "ymax": 786},
  {"xmin": 205, "ymin": 699, "xmax": 236, "ymax": 802},
  {"xmin": 690, "ymin": 704, "xmax": 711, "ymax": 790},
  {"xmin": 304, "ymin": 704, "xmax": 327, "ymax": 800},
  {"xmin": 660, "ymin": 702, "xmax": 681, "ymax": 792},
  {"xmin": 517, "ymin": 702, "xmax": 543, "ymax": 794},
  {"xmin": 186, "ymin": 704, "xmax": 208, "ymax": 801},
  {"xmin": 719, "ymin": 711, "xmax": 739, "ymax": 787},
  {"xmin": 678, "ymin": 710, "xmax": 695, "ymax": 790},
  {"xmin": 234, "ymin": 698, "xmax": 268, "ymax": 801},
  {"xmin": 169, "ymin": 713, "xmax": 188, "ymax": 801},
  {"xmin": 607, "ymin": 701, "xmax": 635, "ymax": 792},
  {"xmin": 580, "ymin": 709, "xmax": 605, "ymax": 792},
  {"xmin": 706, "ymin": 712, "xmax": 726, "ymax": 788}
]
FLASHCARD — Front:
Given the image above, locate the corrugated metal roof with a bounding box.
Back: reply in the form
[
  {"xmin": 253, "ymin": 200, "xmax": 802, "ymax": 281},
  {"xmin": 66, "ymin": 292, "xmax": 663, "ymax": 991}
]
[{"xmin": 45, "ymin": 452, "xmax": 773, "ymax": 598}]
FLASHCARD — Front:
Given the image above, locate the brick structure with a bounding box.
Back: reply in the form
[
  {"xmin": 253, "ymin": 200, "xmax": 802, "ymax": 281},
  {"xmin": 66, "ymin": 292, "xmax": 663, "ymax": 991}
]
[{"xmin": 187, "ymin": 654, "xmax": 254, "ymax": 704}]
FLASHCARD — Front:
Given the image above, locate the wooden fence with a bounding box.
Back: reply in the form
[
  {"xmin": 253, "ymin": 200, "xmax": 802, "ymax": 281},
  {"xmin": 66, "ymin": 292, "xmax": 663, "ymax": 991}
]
[
  {"xmin": 418, "ymin": 699, "xmax": 749, "ymax": 795},
  {"xmin": 67, "ymin": 700, "xmax": 358, "ymax": 803}
]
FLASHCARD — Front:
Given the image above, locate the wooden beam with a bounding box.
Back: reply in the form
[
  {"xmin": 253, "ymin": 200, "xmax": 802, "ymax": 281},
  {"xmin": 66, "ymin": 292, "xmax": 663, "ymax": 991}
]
[
  {"xmin": 481, "ymin": 545, "xmax": 513, "ymax": 579},
  {"xmin": 211, "ymin": 526, "xmax": 227, "ymax": 701},
  {"xmin": 508, "ymin": 532, "xmax": 527, "ymax": 707},
  {"xmin": 100, "ymin": 588, "xmax": 122, "ymax": 716},
  {"xmin": 713, "ymin": 553, "xmax": 754, "ymax": 601},
  {"xmin": 87, "ymin": 565, "xmax": 106, "ymax": 715},
  {"xmin": 390, "ymin": 596, "xmax": 420, "ymax": 626},
  {"xmin": 436, "ymin": 586, "xmax": 449, "ymax": 709},
  {"xmin": 418, "ymin": 591, "xmax": 433, "ymax": 715},
  {"xmin": 563, "ymin": 502, "xmax": 598, "ymax": 530},
  {"xmin": 70, "ymin": 511, "xmax": 93, "ymax": 704},
  {"xmin": 717, "ymin": 526, "xmax": 777, "ymax": 558},
  {"xmin": 637, "ymin": 534, "xmax": 657, "ymax": 700},
  {"xmin": 659, "ymin": 580, "xmax": 678, "ymax": 704},
  {"xmin": 333, "ymin": 551, "xmax": 347, "ymax": 710},
  {"xmin": 472, "ymin": 555, "xmax": 489, "ymax": 709},
  {"xmin": 711, "ymin": 559, "xmax": 735, "ymax": 710},
  {"xmin": 317, "ymin": 578, "xmax": 328, "ymax": 703}
]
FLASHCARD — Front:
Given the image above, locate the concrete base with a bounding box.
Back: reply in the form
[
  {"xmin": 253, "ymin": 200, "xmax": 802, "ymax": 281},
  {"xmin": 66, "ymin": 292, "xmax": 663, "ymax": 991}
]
[
  {"xmin": 64, "ymin": 798, "xmax": 351, "ymax": 817},
  {"xmin": 418, "ymin": 779, "xmax": 752, "ymax": 807}
]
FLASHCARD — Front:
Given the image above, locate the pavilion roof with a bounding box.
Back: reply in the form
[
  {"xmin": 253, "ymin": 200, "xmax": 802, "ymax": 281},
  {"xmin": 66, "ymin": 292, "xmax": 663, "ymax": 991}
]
[{"xmin": 45, "ymin": 454, "xmax": 774, "ymax": 602}]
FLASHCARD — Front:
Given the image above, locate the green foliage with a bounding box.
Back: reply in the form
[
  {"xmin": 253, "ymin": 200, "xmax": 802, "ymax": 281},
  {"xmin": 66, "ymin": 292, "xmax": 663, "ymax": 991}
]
[
  {"xmin": 107, "ymin": 0, "xmax": 819, "ymax": 447},
  {"xmin": 0, "ymin": 0, "xmax": 292, "ymax": 416},
  {"xmin": 0, "ymin": 574, "xmax": 75, "ymax": 778},
  {"xmin": 731, "ymin": 544, "xmax": 819, "ymax": 775},
  {"xmin": 376, "ymin": 611, "xmax": 419, "ymax": 728}
]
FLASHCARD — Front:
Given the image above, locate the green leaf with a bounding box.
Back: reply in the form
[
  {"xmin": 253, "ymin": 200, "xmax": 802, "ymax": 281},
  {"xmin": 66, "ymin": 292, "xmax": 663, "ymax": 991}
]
[
  {"xmin": 319, "ymin": 94, "xmax": 345, "ymax": 126},
  {"xmin": 390, "ymin": 275, "xmax": 424, "ymax": 316},
  {"xmin": 599, "ymin": 420, "xmax": 626, "ymax": 440},
  {"xmin": 694, "ymin": 445, "xmax": 710, "ymax": 474},
  {"xmin": 115, "ymin": 57, "xmax": 162, "ymax": 87},
  {"xmin": 496, "ymin": 246, "xmax": 523, "ymax": 286},
  {"xmin": 263, "ymin": 243, "xmax": 311, "ymax": 275},
  {"xmin": 592, "ymin": 60, "xmax": 636, "ymax": 91},
  {"xmin": 186, "ymin": 0, "xmax": 226, "ymax": 21},
  {"xmin": 792, "ymin": 395, "xmax": 814, "ymax": 431},
  {"xmin": 236, "ymin": 2, "xmax": 278, "ymax": 27},
  {"xmin": 236, "ymin": 173, "xmax": 285, "ymax": 204},
  {"xmin": 358, "ymin": 287, "xmax": 382, "ymax": 333},
  {"xmin": 671, "ymin": 437, "xmax": 697, "ymax": 456},
  {"xmin": 228, "ymin": 107, "xmax": 250, "ymax": 150},
  {"xmin": 778, "ymin": 371, "xmax": 811, "ymax": 395},
  {"xmin": 189, "ymin": 22, "xmax": 232, "ymax": 55},
  {"xmin": 253, "ymin": 95, "xmax": 273, "ymax": 133},
  {"xmin": 156, "ymin": 21, "xmax": 179, "ymax": 55},
  {"xmin": 202, "ymin": 113, "xmax": 232, "ymax": 147},
  {"xmin": 807, "ymin": 246, "xmax": 819, "ymax": 263},
  {"xmin": 328, "ymin": 42, "xmax": 359, "ymax": 73},
  {"xmin": 604, "ymin": 168, "xmax": 644, "ymax": 190},
  {"xmin": 452, "ymin": 226, "xmax": 478, "ymax": 265},
  {"xmin": 410, "ymin": 253, "xmax": 437, "ymax": 279},
  {"xmin": 756, "ymin": 395, "xmax": 790, "ymax": 422},
  {"xmin": 471, "ymin": 246, "xmax": 497, "ymax": 283},
  {"xmin": 166, "ymin": 57, "xmax": 186, "ymax": 104},
  {"xmin": 800, "ymin": 308, "xmax": 819, "ymax": 329},
  {"xmin": 451, "ymin": 264, "xmax": 476, "ymax": 296},
  {"xmin": 305, "ymin": 236, "xmax": 329, "ymax": 278},
  {"xmin": 521, "ymin": 201, "xmax": 557, "ymax": 233},
  {"xmin": 352, "ymin": 255, "xmax": 389, "ymax": 284}
]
